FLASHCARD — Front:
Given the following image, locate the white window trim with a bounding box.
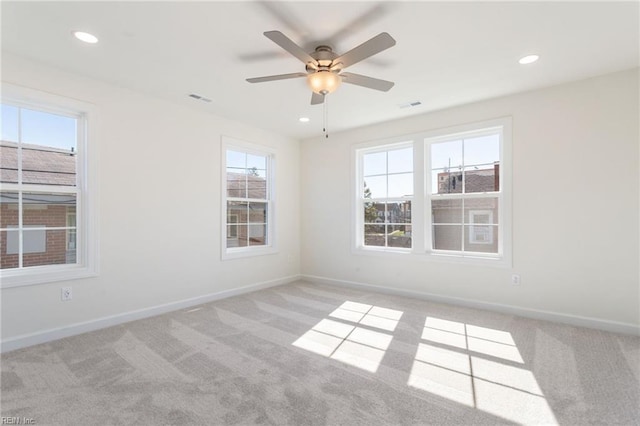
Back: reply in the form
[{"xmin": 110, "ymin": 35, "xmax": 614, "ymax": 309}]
[
  {"xmin": 221, "ymin": 136, "xmax": 277, "ymax": 260},
  {"xmin": 352, "ymin": 117, "xmax": 512, "ymax": 268},
  {"xmin": 0, "ymin": 83, "xmax": 100, "ymax": 288}
]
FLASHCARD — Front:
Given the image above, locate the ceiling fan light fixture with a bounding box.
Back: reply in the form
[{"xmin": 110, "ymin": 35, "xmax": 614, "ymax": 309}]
[{"xmin": 307, "ymin": 71, "xmax": 341, "ymax": 95}]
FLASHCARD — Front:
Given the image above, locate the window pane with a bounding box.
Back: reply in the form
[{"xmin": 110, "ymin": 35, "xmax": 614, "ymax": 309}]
[
  {"xmin": 432, "ymin": 199, "xmax": 462, "ymax": 224},
  {"xmin": 432, "ymin": 224, "xmax": 462, "ymax": 251},
  {"xmin": 66, "ymin": 211, "xmax": 77, "ymax": 258},
  {"xmin": 227, "ymin": 209, "xmax": 239, "ymax": 241},
  {"xmin": 249, "ymin": 224, "xmax": 266, "ymax": 246},
  {"xmin": 363, "ymin": 202, "xmax": 384, "ymax": 224},
  {"xmin": 387, "ymin": 201, "xmax": 411, "ymax": 223},
  {"xmin": 247, "ymin": 172, "xmax": 267, "ymax": 199},
  {"xmin": 388, "ymin": 173, "xmax": 413, "ymax": 197},
  {"xmin": 433, "ymin": 169, "xmax": 462, "ymax": 194},
  {"xmin": 388, "ymin": 225, "xmax": 412, "ymax": 248},
  {"xmin": 226, "ymin": 150, "xmax": 246, "ymax": 168},
  {"xmin": 246, "ymin": 154, "xmax": 266, "ymax": 170},
  {"xmin": 21, "ymin": 143, "xmax": 77, "ymax": 187},
  {"xmin": 431, "ymin": 140, "xmax": 462, "ymax": 171},
  {"xmin": 228, "ymin": 224, "xmax": 248, "ymax": 248},
  {"xmin": 21, "ymin": 229, "xmax": 74, "ymax": 267},
  {"xmin": 248, "ymin": 202, "xmax": 267, "ymax": 223},
  {"xmin": 1, "ymin": 104, "xmax": 19, "ymax": 142},
  {"xmin": 465, "ymin": 225, "xmax": 498, "ymax": 253},
  {"xmin": 464, "ymin": 198, "xmax": 499, "ymax": 224},
  {"xmin": 21, "ymin": 108, "xmax": 77, "ymax": 151},
  {"xmin": 464, "ymin": 165, "xmax": 499, "ymax": 193},
  {"xmin": 0, "ymin": 192, "xmax": 19, "ymax": 227},
  {"xmin": 227, "ymin": 201, "xmax": 247, "ymax": 223},
  {"xmin": 364, "ymin": 224, "xmax": 385, "ymax": 247},
  {"xmin": 388, "ymin": 147, "xmax": 412, "ymax": 174},
  {"xmin": 0, "ymin": 230, "xmax": 18, "ymax": 269},
  {"xmin": 226, "ymin": 168, "xmax": 247, "ymax": 198},
  {"xmin": 0, "ymin": 143, "xmax": 18, "ymax": 184},
  {"xmin": 464, "ymin": 134, "xmax": 499, "ymax": 167},
  {"xmin": 364, "ymin": 176, "xmax": 386, "ymax": 199},
  {"xmin": 22, "ymin": 193, "xmax": 76, "ymax": 227},
  {"xmin": 363, "ymin": 151, "xmax": 386, "ymax": 176}
]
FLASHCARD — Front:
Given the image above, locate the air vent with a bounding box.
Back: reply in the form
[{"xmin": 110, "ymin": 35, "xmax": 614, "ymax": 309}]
[
  {"xmin": 188, "ymin": 93, "xmax": 212, "ymax": 103},
  {"xmin": 399, "ymin": 101, "xmax": 422, "ymax": 109}
]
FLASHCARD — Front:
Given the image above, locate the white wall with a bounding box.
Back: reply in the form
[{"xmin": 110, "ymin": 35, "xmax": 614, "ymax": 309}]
[
  {"xmin": 301, "ymin": 68, "xmax": 640, "ymax": 331},
  {"xmin": 1, "ymin": 53, "xmax": 301, "ymax": 344}
]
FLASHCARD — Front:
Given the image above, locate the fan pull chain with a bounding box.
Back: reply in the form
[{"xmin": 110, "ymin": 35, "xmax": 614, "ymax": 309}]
[{"xmin": 323, "ymin": 94, "xmax": 329, "ymax": 139}]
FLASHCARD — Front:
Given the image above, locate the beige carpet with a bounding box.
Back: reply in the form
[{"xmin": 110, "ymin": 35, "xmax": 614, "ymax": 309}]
[{"xmin": 1, "ymin": 281, "xmax": 639, "ymax": 425}]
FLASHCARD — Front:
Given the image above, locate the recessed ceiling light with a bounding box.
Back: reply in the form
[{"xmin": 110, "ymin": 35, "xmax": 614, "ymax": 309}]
[
  {"xmin": 519, "ymin": 54, "xmax": 539, "ymax": 65},
  {"xmin": 299, "ymin": 117, "xmax": 310, "ymax": 123},
  {"xmin": 72, "ymin": 31, "xmax": 98, "ymax": 44}
]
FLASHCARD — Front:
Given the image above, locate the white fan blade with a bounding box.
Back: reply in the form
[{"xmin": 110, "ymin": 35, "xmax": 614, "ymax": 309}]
[
  {"xmin": 264, "ymin": 31, "xmax": 319, "ymax": 67},
  {"xmin": 246, "ymin": 73, "xmax": 307, "ymax": 83},
  {"xmin": 334, "ymin": 33, "xmax": 396, "ymax": 69},
  {"xmin": 341, "ymin": 72, "xmax": 394, "ymax": 91}
]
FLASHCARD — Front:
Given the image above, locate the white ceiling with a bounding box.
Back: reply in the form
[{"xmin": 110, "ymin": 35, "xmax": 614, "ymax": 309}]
[{"xmin": 2, "ymin": 1, "xmax": 638, "ymax": 140}]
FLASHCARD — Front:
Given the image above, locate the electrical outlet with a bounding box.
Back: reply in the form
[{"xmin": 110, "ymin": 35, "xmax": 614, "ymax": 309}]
[
  {"xmin": 61, "ymin": 287, "xmax": 72, "ymax": 301},
  {"xmin": 511, "ymin": 274, "xmax": 521, "ymax": 285}
]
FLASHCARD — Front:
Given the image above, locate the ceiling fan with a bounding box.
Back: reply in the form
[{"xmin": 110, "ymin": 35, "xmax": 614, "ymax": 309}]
[{"xmin": 246, "ymin": 31, "xmax": 396, "ymax": 105}]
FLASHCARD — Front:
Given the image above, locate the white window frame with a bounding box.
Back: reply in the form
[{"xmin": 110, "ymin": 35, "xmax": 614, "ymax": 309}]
[
  {"xmin": 352, "ymin": 117, "xmax": 512, "ymax": 267},
  {"xmin": 0, "ymin": 83, "xmax": 99, "ymax": 288},
  {"xmin": 221, "ymin": 136, "xmax": 276, "ymax": 260},
  {"xmin": 355, "ymin": 141, "xmax": 414, "ymax": 253}
]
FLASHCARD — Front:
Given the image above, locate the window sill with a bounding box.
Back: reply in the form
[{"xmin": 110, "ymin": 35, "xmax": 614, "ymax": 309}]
[
  {"xmin": 352, "ymin": 246, "xmax": 510, "ymax": 268},
  {"xmin": 0, "ymin": 264, "xmax": 99, "ymax": 288},
  {"xmin": 222, "ymin": 246, "xmax": 278, "ymax": 260},
  {"xmin": 353, "ymin": 246, "xmax": 413, "ymax": 256}
]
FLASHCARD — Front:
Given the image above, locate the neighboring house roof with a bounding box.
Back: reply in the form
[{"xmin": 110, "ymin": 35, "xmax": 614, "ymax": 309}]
[
  {"xmin": 226, "ymin": 171, "xmax": 267, "ymax": 200},
  {"xmin": 0, "ymin": 141, "xmax": 76, "ymax": 186}
]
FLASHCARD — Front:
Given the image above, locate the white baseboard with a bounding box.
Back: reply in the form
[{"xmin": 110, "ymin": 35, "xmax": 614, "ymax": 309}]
[
  {"xmin": 1, "ymin": 274, "xmax": 301, "ymax": 353},
  {"xmin": 301, "ymin": 274, "xmax": 640, "ymax": 336}
]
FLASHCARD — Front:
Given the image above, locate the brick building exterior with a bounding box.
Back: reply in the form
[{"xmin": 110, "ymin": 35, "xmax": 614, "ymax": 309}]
[{"xmin": 0, "ymin": 141, "xmax": 76, "ymax": 269}]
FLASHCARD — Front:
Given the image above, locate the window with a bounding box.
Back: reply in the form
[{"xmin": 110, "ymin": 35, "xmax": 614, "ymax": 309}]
[
  {"xmin": 359, "ymin": 144, "xmax": 413, "ymax": 250},
  {"xmin": 428, "ymin": 132, "xmax": 501, "ymax": 256},
  {"xmin": 222, "ymin": 137, "xmax": 275, "ymax": 259},
  {"xmin": 354, "ymin": 118, "xmax": 511, "ymax": 266},
  {"xmin": 0, "ymin": 84, "xmax": 98, "ymax": 287}
]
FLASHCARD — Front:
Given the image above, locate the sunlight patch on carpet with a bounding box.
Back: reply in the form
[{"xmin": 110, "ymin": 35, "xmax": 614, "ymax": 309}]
[
  {"xmin": 408, "ymin": 317, "xmax": 557, "ymax": 425},
  {"xmin": 292, "ymin": 301, "xmax": 403, "ymax": 373}
]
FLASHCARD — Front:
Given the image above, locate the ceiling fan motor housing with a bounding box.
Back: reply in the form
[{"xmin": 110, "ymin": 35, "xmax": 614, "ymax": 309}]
[{"xmin": 306, "ymin": 46, "xmax": 339, "ymax": 72}]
